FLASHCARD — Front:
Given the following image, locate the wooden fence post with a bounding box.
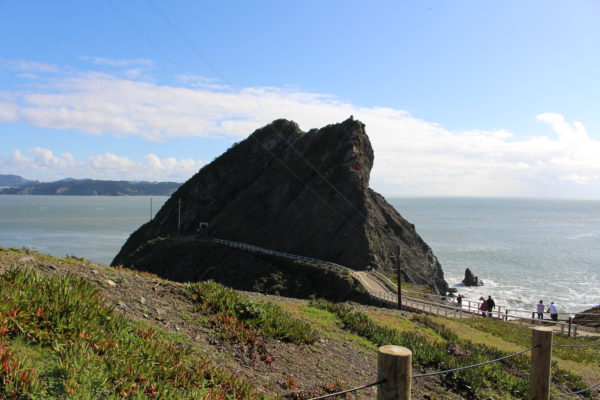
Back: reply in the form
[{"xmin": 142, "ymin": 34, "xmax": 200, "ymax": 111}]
[
  {"xmin": 529, "ymin": 327, "xmax": 553, "ymax": 400},
  {"xmin": 378, "ymin": 345, "xmax": 412, "ymax": 400}
]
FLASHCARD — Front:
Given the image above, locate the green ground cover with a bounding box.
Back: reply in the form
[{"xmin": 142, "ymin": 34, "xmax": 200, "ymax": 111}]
[{"xmin": 0, "ymin": 268, "xmax": 268, "ymax": 400}]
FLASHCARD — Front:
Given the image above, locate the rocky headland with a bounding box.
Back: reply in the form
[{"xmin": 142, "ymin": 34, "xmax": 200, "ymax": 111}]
[{"xmin": 113, "ymin": 118, "xmax": 449, "ymax": 296}]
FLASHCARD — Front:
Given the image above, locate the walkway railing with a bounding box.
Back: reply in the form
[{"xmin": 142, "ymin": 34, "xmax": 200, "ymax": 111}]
[
  {"xmin": 211, "ymin": 238, "xmax": 354, "ymax": 274},
  {"xmin": 304, "ymin": 328, "xmax": 599, "ymax": 400},
  {"xmin": 212, "ymin": 238, "xmax": 593, "ymax": 337}
]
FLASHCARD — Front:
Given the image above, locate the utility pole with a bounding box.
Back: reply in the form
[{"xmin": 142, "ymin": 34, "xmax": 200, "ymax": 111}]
[
  {"xmin": 387, "ymin": 244, "xmax": 403, "ymax": 310},
  {"xmin": 177, "ymin": 198, "xmax": 182, "ymax": 236},
  {"xmin": 396, "ymin": 244, "xmax": 402, "ymax": 311}
]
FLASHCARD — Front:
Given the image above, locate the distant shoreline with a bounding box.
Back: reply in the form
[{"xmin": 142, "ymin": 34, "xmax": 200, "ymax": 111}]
[{"xmin": 0, "ymin": 178, "xmax": 181, "ymax": 196}]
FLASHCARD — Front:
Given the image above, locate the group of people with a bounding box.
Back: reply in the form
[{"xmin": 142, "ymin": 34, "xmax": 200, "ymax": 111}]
[
  {"xmin": 455, "ymin": 295, "xmax": 560, "ymax": 322},
  {"xmin": 536, "ymin": 300, "xmax": 559, "ymax": 321},
  {"xmin": 478, "ymin": 295, "xmax": 496, "ymax": 317},
  {"xmin": 454, "ymin": 294, "xmax": 496, "ymax": 317}
]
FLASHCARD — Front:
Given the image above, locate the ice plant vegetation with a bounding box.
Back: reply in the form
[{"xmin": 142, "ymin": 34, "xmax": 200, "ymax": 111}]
[{"xmin": 0, "ymin": 268, "xmax": 269, "ymax": 399}]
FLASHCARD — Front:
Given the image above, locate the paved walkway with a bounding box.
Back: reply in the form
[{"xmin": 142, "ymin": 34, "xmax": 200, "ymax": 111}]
[{"xmin": 205, "ymin": 236, "xmax": 599, "ymax": 337}]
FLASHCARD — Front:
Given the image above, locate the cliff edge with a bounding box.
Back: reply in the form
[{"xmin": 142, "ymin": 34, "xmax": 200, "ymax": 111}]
[{"xmin": 112, "ymin": 118, "xmax": 448, "ymax": 295}]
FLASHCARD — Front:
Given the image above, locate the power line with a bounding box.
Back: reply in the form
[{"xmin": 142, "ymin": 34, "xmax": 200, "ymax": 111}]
[
  {"xmin": 143, "ymin": 1, "xmax": 374, "ymax": 229},
  {"xmin": 142, "ymin": 1, "xmax": 373, "ymax": 222},
  {"xmin": 104, "ymin": 0, "xmax": 367, "ymax": 239},
  {"xmin": 144, "ymin": 0, "xmax": 226, "ymax": 83}
]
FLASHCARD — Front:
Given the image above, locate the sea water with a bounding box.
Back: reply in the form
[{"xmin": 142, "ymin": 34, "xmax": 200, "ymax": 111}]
[
  {"xmin": 0, "ymin": 195, "xmax": 597, "ymax": 313},
  {"xmin": 0, "ymin": 195, "xmax": 167, "ymax": 265},
  {"xmin": 388, "ymin": 197, "xmax": 599, "ymax": 314}
]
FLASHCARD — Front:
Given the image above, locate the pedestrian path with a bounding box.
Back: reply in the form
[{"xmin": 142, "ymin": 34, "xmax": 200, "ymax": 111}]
[{"xmin": 207, "ymin": 236, "xmax": 598, "ymax": 336}]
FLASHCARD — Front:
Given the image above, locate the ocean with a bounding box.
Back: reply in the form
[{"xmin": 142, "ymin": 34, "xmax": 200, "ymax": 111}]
[
  {"xmin": 0, "ymin": 195, "xmax": 597, "ymax": 313},
  {"xmin": 0, "ymin": 195, "xmax": 167, "ymax": 266},
  {"xmin": 388, "ymin": 197, "xmax": 599, "ymax": 314}
]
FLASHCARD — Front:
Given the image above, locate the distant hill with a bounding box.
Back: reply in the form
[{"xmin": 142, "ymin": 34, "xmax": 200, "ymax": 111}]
[
  {"xmin": 0, "ymin": 179, "xmax": 181, "ymax": 196},
  {"xmin": 0, "ymin": 174, "xmax": 38, "ymax": 187}
]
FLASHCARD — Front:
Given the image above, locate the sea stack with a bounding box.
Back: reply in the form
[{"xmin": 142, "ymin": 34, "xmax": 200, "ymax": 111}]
[
  {"xmin": 462, "ymin": 268, "xmax": 484, "ymax": 286},
  {"xmin": 113, "ymin": 118, "xmax": 449, "ymax": 295}
]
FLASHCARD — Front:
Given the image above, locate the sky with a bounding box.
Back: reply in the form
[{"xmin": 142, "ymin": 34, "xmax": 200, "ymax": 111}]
[{"xmin": 1, "ymin": 0, "xmax": 600, "ymax": 197}]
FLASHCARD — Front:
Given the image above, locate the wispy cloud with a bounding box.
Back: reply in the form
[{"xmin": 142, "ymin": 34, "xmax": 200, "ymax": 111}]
[
  {"xmin": 1, "ymin": 148, "xmax": 204, "ymax": 182},
  {"xmin": 1, "ymin": 59, "xmax": 60, "ymax": 73},
  {"xmin": 1, "ymin": 61, "xmax": 599, "ymax": 196},
  {"xmin": 78, "ymin": 56, "xmax": 155, "ymax": 67}
]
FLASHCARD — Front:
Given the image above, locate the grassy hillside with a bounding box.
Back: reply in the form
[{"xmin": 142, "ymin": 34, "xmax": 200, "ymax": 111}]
[{"xmin": 0, "ymin": 247, "xmax": 598, "ymax": 399}]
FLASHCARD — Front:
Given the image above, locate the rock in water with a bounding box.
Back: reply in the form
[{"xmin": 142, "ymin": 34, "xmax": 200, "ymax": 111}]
[
  {"xmin": 112, "ymin": 118, "xmax": 449, "ymax": 294},
  {"xmin": 462, "ymin": 268, "xmax": 483, "ymax": 286}
]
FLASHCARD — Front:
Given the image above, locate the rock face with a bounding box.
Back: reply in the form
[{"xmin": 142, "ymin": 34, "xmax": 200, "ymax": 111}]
[
  {"xmin": 112, "ymin": 118, "xmax": 449, "ymax": 294},
  {"xmin": 462, "ymin": 268, "xmax": 483, "ymax": 286}
]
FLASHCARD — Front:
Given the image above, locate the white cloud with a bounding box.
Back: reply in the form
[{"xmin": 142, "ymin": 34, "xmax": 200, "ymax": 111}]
[
  {"xmin": 1, "ymin": 63, "xmax": 600, "ymax": 196},
  {"xmin": 78, "ymin": 56, "xmax": 154, "ymax": 67},
  {"xmin": 1, "ymin": 148, "xmax": 204, "ymax": 182},
  {"xmin": 2, "ymin": 59, "xmax": 60, "ymax": 73},
  {"xmin": 31, "ymin": 147, "xmax": 76, "ymax": 168}
]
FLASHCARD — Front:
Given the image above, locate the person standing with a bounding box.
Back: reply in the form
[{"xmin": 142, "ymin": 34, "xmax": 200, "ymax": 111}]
[
  {"xmin": 486, "ymin": 295, "xmax": 495, "ymax": 318},
  {"xmin": 456, "ymin": 294, "xmax": 463, "ymax": 308},
  {"xmin": 547, "ymin": 302, "xmax": 558, "ymax": 322},
  {"xmin": 536, "ymin": 300, "xmax": 545, "ymax": 319},
  {"xmin": 479, "ymin": 297, "xmax": 488, "ymax": 317}
]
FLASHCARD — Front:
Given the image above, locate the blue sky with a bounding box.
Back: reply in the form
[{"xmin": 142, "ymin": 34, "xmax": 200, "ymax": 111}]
[{"xmin": 1, "ymin": 0, "xmax": 599, "ymax": 197}]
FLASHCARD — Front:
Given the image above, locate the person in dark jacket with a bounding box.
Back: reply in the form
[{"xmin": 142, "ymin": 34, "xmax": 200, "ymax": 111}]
[
  {"xmin": 486, "ymin": 295, "xmax": 495, "ymax": 318},
  {"xmin": 479, "ymin": 297, "xmax": 488, "ymax": 317}
]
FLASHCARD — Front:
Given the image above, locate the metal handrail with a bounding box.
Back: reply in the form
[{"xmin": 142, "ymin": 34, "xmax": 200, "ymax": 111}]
[{"xmin": 212, "ymin": 238, "xmax": 355, "ymax": 274}]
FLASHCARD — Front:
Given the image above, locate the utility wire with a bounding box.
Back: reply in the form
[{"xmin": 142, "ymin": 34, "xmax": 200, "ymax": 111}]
[
  {"xmin": 105, "ymin": 0, "xmax": 185, "ymax": 75},
  {"xmin": 142, "ymin": 1, "xmax": 373, "ymax": 226},
  {"xmin": 145, "ymin": 0, "xmax": 226, "ymax": 83},
  {"xmin": 104, "ymin": 0, "xmax": 366, "ymax": 239}
]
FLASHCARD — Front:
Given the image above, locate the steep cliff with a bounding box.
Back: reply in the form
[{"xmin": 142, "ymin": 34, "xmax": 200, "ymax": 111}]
[{"xmin": 113, "ymin": 118, "xmax": 448, "ymax": 294}]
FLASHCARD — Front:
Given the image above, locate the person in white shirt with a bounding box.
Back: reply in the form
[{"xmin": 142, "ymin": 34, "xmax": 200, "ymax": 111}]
[
  {"xmin": 547, "ymin": 302, "xmax": 558, "ymax": 322},
  {"xmin": 536, "ymin": 300, "xmax": 545, "ymax": 319}
]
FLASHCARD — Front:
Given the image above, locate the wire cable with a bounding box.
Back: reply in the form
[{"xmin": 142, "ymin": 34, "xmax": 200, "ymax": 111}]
[
  {"xmin": 553, "ymin": 343, "xmax": 600, "ymax": 348},
  {"xmin": 304, "ymin": 379, "xmax": 385, "ymax": 400},
  {"xmin": 413, "ymin": 346, "xmax": 537, "ymax": 378},
  {"xmin": 550, "ymin": 382, "xmax": 600, "ymax": 397}
]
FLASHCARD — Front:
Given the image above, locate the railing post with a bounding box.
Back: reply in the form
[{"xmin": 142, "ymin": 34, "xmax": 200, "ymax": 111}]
[
  {"xmin": 568, "ymin": 317, "xmax": 572, "ymax": 337},
  {"xmin": 378, "ymin": 345, "xmax": 412, "ymax": 400},
  {"xmin": 529, "ymin": 327, "xmax": 553, "ymax": 400}
]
